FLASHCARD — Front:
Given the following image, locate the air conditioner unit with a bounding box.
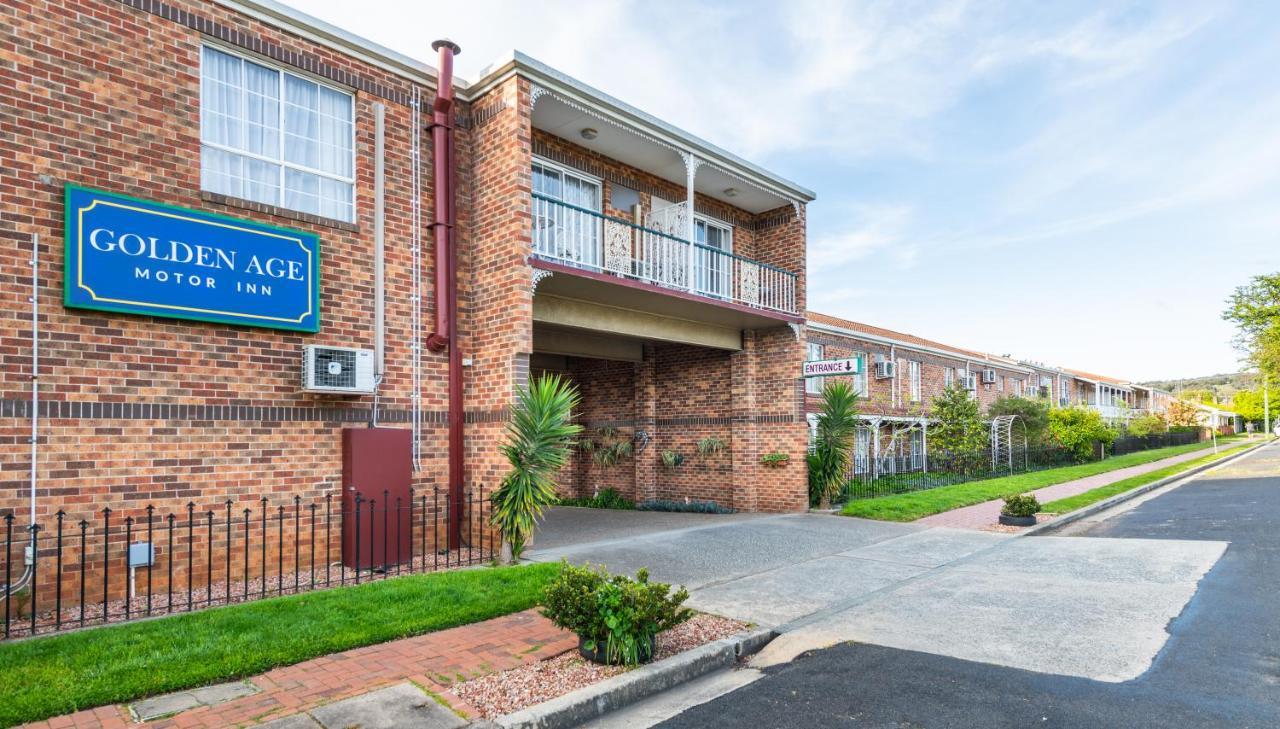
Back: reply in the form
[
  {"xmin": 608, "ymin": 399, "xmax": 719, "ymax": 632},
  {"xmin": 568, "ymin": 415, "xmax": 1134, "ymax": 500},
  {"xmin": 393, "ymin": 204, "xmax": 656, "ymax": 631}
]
[
  {"xmin": 981, "ymin": 369, "xmax": 997, "ymax": 384},
  {"xmin": 303, "ymin": 345, "xmax": 376, "ymax": 395},
  {"xmin": 964, "ymin": 374, "xmax": 978, "ymax": 390},
  {"xmin": 874, "ymin": 360, "xmax": 896, "ymax": 380}
]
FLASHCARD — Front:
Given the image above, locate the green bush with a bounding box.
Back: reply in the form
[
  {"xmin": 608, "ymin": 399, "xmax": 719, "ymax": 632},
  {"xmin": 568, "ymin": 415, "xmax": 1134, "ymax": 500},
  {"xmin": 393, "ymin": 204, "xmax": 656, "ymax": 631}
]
[
  {"xmin": 989, "ymin": 395, "xmax": 1051, "ymax": 444},
  {"xmin": 1127, "ymin": 412, "xmax": 1167, "ymax": 438},
  {"xmin": 540, "ymin": 562, "xmax": 693, "ymax": 666},
  {"xmin": 1001, "ymin": 493, "xmax": 1041, "ymax": 517},
  {"xmin": 930, "ymin": 383, "xmax": 988, "ymax": 453},
  {"xmin": 637, "ymin": 499, "xmax": 734, "ymax": 514},
  {"xmin": 1048, "ymin": 406, "xmax": 1116, "ymax": 462},
  {"xmin": 558, "ymin": 488, "xmax": 636, "ymax": 510}
]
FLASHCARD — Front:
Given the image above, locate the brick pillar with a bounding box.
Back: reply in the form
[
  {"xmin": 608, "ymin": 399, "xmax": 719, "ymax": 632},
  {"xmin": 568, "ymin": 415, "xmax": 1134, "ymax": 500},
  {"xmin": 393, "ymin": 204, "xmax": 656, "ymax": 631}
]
[
  {"xmin": 635, "ymin": 344, "xmax": 658, "ymax": 503},
  {"xmin": 730, "ymin": 332, "xmax": 761, "ymax": 512}
]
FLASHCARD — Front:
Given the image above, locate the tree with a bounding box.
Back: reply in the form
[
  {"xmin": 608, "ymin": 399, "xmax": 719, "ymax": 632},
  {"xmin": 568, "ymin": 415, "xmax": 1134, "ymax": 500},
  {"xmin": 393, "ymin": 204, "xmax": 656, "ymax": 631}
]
[
  {"xmin": 806, "ymin": 381, "xmax": 860, "ymax": 508},
  {"xmin": 490, "ymin": 374, "xmax": 582, "ymax": 562},
  {"xmin": 1166, "ymin": 399, "xmax": 1202, "ymax": 428},
  {"xmin": 930, "ymin": 384, "xmax": 987, "ymax": 454},
  {"xmin": 1231, "ymin": 388, "xmax": 1278, "ymax": 426},
  {"xmin": 988, "ymin": 395, "xmax": 1050, "ymax": 445},
  {"xmin": 1223, "ymin": 273, "xmax": 1280, "ymax": 376},
  {"xmin": 1048, "ymin": 406, "xmax": 1116, "ymax": 461}
]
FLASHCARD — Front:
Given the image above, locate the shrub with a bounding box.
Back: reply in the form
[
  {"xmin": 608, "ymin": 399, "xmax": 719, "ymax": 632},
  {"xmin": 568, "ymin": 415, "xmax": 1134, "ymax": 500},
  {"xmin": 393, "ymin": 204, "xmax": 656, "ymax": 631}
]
[
  {"xmin": 1126, "ymin": 412, "xmax": 1167, "ymax": 438},
  {"xmin": 660, "ymin": 450, "xmax": 684, "ymax": 469},
  {"xmin": 930, "ymin": 383, "xmax": 988, "ymax": 454},
  {"xmin": 490, "ymin": 374, "xmax": 582, "ymax": 561},
  {"xmin": 696, "ymin": 437, "xmax": 727, "ymax": 457},
  {"xmin": 540, "ymin": 563, "xmax": 693, "ymax": 666},
  {"xmin": 760, "ymin": 452, "xmax": 790, "ymax": 467},
  {"xmin": 558, "ymin": 488, "xmax": 636, "ymax": 510},
  {"xmin": 1001, "ymin": 493, "xmax": 1041, "ymax": 517},
  {"xmin": 989, "ymin": 395, "xmax": 1051, "ymax": 445},
  {"xmin": 807, "ymin": 381, "xmax": 860, "ymax": 508},
  {"xmin": 1048, "ymin": 406, "xmax": 1116, "ymax": 462},
  {"xmin": 637, "ymin": 499, "xmax": 734, "ymax": 514}
]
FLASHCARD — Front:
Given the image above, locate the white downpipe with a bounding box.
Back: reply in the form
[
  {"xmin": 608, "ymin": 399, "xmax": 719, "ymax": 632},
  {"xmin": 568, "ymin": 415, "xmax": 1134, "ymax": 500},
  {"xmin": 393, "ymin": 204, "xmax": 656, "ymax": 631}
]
[
  {"xmin": 28, "ymin": 232, "xmax": 38, "ymax": 529},
  {"xmin": 686, "ymin": 153, "xmax": 696, "ymax": 293},
  {"xmin": 372, "ymin": 103, "xmax": 386, "ymax": 427}
]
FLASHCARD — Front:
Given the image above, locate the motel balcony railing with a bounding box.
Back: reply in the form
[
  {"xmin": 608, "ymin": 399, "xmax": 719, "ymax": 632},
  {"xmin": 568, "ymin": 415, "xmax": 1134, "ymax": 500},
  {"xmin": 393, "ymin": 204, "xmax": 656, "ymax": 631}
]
[{"xmin": 531, "ymin": 193, "xmax": 798, "ymax": 315}]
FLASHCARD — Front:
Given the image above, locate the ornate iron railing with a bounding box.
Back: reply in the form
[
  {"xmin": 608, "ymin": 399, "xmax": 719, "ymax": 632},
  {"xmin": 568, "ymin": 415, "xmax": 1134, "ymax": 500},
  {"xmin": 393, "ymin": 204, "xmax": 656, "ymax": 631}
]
[{"xmin": 531, "ymin": 193, "xmax": 798, "ymax": 315}]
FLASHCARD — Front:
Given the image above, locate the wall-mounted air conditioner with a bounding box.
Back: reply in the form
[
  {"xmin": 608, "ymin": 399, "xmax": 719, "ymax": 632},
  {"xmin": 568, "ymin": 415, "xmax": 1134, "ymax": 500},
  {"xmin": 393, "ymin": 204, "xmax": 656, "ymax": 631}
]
[
  {"xmin": 303, "ymin": 345, "xmax": 376, "ymax": 395},
  {"xmin": 874, "ymin": 360, "xmax": 896, "ymax": 380},
  {"xmin": 964, "ymin": 374, "xmax": 979, "ymax": 390},
  {"xmin": 981, "ymin": 369, "xmax": 997, "ymax": 384}
]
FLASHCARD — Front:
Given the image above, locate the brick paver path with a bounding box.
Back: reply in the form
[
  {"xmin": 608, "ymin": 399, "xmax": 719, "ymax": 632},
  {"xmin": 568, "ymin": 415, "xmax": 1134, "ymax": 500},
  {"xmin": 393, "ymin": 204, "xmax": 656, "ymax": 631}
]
[
  {"xmin": 915, "ymin": 448, "xmax": 1214, "ymax": 530},
  {"xmin": 21, "ymin": 609, "xmax": 576, "ymax": 729}
]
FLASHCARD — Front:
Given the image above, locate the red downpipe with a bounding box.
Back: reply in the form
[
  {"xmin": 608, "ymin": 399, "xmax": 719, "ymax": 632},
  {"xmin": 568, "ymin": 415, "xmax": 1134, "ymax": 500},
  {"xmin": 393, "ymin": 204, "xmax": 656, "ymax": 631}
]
[{"xmin": 428, "ymin": 39, "xmax": 463, "ymax": 549}]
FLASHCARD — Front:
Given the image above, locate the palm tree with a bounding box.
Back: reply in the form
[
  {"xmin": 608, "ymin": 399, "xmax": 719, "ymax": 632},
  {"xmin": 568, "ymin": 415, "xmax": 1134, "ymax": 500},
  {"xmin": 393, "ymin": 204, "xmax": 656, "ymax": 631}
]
[
  {"xmin": 807, "ymin": 380, "xmax": 860, "ymax": 508},
  {"xmin": 490, "ymin": 373, "xmax": 582, "ymax": 562}
]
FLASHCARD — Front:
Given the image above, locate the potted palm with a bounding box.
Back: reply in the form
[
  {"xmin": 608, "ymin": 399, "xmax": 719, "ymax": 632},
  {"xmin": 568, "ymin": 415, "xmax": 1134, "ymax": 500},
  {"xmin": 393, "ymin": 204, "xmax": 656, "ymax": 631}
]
[{"xmin": 490, "ymin": 374, "xmax": 582, "ymax": 563}]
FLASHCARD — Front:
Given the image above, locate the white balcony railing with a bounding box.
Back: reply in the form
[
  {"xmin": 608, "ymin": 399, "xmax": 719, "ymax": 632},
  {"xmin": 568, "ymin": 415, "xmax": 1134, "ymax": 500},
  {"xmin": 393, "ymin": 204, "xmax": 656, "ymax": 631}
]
[{"xmin": 531, "ymin": 193, "xmax": 798, "ymax": 315}]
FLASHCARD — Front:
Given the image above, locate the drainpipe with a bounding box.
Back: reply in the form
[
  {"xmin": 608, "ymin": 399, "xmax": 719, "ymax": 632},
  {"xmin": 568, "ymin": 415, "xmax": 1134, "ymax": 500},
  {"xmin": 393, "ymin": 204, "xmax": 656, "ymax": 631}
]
[{"xmin": 426, "ymin": 39, "xmax": 464, "ymax": 549}]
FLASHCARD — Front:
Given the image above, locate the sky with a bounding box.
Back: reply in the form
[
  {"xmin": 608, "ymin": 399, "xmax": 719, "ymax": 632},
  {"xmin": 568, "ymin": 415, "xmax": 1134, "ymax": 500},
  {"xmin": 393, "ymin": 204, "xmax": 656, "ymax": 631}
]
[{"xmin": 289, "ymin": 0, "xmax": 1280, "ymax": 382}]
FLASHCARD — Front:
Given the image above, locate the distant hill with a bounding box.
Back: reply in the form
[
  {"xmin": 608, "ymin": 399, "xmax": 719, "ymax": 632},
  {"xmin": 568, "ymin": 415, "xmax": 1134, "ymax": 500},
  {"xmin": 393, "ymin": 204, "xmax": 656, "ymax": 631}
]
[{"xmin": 1139, "ymin": 372, "xmax": 1257, "ymax": 405}]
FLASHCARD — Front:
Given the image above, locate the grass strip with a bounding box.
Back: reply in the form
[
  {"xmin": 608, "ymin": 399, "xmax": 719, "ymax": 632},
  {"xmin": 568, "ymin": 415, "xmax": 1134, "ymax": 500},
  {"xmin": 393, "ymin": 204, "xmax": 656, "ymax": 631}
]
[
  {"xmin": 0, "ymin": 562, "xmax": 561, "ymax": 727},
  {"xmin": 1040, "ymin": 442, "xmax": 1256, "ymax": 515},
  {"xmin": 840, "ymin": 438, "xmax": 1246, "ymax": 522}
]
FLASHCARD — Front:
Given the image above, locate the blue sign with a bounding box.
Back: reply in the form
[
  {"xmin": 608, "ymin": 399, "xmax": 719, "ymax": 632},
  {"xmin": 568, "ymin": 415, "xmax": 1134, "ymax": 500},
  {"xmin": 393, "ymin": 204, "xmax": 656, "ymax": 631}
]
[{"xmin": 63, "ymin": 185, "xmax": 320, "ymax": 332}]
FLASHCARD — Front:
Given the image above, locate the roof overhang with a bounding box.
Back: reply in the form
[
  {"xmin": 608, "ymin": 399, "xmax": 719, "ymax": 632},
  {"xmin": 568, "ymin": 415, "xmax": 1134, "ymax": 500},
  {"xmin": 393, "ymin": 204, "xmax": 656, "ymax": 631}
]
[{"xmin": 807, "ymin": 319, "xmax": 1034, "ymax": 375}]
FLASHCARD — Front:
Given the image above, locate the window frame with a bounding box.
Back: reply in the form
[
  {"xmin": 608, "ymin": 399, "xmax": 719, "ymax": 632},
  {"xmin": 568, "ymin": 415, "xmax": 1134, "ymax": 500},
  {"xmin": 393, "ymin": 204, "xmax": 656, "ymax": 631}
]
[
  {"xmin": 200, "ymin": 43, "xmax": 358, "ymax": 222},
  {"xmin": 909, "ymin": 360, "xmax": 921, "ymax": 402},
  {"xmin": 531, "ymin": 156, "xmax": 604, "ymax": 210},
  {"xmin": 694, "ymin": 214, "xmax": 734, "ymax": 254},
  {"xmin": 805, "ymin": 342, "xmax": 825, "ymax": 395}
]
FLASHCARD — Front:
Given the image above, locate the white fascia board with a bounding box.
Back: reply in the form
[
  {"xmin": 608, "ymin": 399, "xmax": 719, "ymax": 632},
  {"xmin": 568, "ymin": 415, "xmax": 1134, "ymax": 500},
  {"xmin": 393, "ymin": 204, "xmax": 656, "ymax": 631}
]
[
  {"xmin": 469, "ymin": 51, "xmax": 816, "ymax": 204},
  {"xmin": 807, "ymin": 320, "xmax": 1034, "ymax": 375},
  {"xmin": 213, "ymin": 0, "xmax": 445, "ymax": 89}
]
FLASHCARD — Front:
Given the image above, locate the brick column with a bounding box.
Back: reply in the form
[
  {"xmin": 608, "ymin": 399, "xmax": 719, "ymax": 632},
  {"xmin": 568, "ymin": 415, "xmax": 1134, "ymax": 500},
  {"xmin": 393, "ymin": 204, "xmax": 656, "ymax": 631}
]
[
  {"xmin": 730, "ymin": 332, "xmax": 761, "ymax": 512},
  {"xmin": 634, "ymin": 344, "xmax": 658, "ymax": 503}
]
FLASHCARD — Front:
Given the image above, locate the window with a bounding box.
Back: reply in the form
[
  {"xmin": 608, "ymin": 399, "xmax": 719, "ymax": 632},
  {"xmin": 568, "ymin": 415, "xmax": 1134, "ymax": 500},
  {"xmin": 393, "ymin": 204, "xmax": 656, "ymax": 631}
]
[
  {"xmin": 944, "ymin": 366, "xmax": 955, "ymax": 387},
  {"xmin": 694, "ymin": 217, "xmax": 733, "ymax": 297},
  {"xmin": 909, "ymin": 360, "xmax": 921, "ymax": 402},
  {"xmin": 852, "ymin": 352, "xmax": 868, "ymax": 397},
  {"xmin": 201, "ymin": 45, "xmax": 355, "ymax": 222},
  {"xmin": 531, "ymin": 159, "xmax": 602, "ymax": 266},
  {"xmin": 806, "ymin": 343, "xmax": 824, "ymax": 395},
  {"xmin": 1012, "ymin": 379, "xmax": 1023, "ymax": 397},
  {"xmin": 997, "ymin": 375, "xmax": 1005, "ymax": 392}
]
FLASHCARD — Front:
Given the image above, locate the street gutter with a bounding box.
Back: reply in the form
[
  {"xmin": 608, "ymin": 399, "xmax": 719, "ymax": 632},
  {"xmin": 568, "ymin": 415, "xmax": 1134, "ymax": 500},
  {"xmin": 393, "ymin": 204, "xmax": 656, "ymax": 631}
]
[{"xmin": 1024, "ymin": 440, "xmax": 1271, "ymax": 537}]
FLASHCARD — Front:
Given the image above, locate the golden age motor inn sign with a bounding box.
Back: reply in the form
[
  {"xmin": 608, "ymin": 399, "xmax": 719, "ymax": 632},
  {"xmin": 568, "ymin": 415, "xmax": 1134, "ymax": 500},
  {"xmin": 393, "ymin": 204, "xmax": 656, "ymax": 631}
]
[{"xmin": 63, "ymin": 185, "xmax": 320, "ymax": 332}]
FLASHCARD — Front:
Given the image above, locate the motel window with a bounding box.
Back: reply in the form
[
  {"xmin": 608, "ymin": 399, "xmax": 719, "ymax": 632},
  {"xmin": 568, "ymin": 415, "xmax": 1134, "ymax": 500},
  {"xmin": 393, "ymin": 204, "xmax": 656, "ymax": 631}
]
[
  {"xmin": 1013, "ymin": 379, "xmax": 1023, "ymax": 397},
  {"xmin": 531, "ymin": 158, "xmax": 603, "ymax": 267},
  {"xmin": 909, "ymin": 360, "xmax": 921, "ymax": 402},
  {"xmin": 694, "ymin": 217, "xmax": 733, "ymax": 298},
  {"xmin": 852, "ymin": 352, "xmax": 868, "ymax": 397},
  {"xmin": 997, "ymin": 375, "xmax": 1005, "ymax": 392},
  {"xmin": 806, "ymin": 343, "xmax": 824, "ymax": 395},
  {"xmin": 944, "ymin": 366, "xmax": 955, "ymax": 387},
  {"xmin": 200, "ymin": 46, "xmax": 355, "ymax": 222}
]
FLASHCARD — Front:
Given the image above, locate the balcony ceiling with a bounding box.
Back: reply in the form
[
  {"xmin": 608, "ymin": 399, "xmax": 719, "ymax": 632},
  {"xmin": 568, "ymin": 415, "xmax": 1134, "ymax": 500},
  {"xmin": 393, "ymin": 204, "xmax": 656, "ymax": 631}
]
[{"xmin": 532, "ymin": 94, "xmax": 792, "ymax": 215}]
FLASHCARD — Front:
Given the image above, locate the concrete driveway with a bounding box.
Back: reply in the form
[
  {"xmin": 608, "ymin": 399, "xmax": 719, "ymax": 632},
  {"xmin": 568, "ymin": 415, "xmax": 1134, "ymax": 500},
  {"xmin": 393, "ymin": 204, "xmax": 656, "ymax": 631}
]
[{"xmin": 529, "ymin": 500, "xmax": 1229, "ymax": 683}]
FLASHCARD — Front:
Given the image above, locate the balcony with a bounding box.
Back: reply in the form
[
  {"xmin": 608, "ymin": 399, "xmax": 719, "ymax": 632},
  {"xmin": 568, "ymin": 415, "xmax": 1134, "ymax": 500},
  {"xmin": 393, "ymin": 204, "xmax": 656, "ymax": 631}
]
[{"xmin": 530, "ymin": 194, "xmax": 798, "ymax": 316}]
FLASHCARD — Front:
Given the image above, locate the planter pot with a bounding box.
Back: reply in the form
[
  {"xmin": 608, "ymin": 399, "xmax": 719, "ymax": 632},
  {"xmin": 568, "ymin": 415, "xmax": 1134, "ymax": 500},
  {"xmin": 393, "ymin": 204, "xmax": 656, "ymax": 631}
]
[
  {"xmin": 999, "ymin": 513, "xmax": 1037, "ymax": 527},
  {"xmin": 577, "ymin": 633, "xmax": 658, "ymax": 666}
]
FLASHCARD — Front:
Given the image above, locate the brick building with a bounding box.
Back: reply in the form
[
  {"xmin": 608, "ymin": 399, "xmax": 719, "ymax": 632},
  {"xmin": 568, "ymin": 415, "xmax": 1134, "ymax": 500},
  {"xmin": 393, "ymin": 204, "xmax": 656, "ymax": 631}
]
[{"xmin": 0, "ymin": 0, "xmax": 813, "ymax": 605}]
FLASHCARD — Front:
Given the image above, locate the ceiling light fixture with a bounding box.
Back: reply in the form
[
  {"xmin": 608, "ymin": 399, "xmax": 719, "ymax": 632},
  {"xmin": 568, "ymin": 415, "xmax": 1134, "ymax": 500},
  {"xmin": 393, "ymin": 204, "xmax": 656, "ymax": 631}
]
[
  {"xmin": 723, "ymin": 187, "xmax": 739, "ymax": 197},
  {"xmin": 580, "ymin": 128, "xmax": 598, "ymax": 140}
]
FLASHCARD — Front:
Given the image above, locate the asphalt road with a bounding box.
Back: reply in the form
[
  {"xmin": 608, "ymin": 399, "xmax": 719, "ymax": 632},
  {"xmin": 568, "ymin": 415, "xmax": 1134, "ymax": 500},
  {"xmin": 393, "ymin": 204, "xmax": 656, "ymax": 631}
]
[{"xmin": 655, "ymin": 444, "xmax": 1280, "ymax": 728}]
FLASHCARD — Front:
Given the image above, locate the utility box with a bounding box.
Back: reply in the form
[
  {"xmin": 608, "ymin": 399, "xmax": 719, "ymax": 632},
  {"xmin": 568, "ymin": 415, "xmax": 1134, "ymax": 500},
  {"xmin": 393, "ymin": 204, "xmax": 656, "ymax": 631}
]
[{"xmin": 342, "ymin": 427, "xmax": 413, "ymax": 570}]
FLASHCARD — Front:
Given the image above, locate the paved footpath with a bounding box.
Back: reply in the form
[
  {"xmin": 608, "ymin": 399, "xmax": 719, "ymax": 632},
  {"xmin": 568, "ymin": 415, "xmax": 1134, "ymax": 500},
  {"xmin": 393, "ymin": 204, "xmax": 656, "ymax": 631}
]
[
  {"xmin": 23, "ymin": 609, "xmax": 576, "ymax": 729},
  {"xmin": 916, "ymin": 446, "xmax": 1216, "ymax": 529}
]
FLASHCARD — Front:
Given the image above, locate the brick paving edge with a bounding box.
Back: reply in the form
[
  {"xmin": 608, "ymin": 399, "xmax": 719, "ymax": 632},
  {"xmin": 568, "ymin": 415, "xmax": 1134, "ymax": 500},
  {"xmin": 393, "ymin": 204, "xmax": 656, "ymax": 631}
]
[
  {"xmin": 477, "ymin": 628, "xmax": 775, "ymax": 729},
  {"xmin": 1022, "ymin": 440, "xmax": 1271, "ymax": 537}
]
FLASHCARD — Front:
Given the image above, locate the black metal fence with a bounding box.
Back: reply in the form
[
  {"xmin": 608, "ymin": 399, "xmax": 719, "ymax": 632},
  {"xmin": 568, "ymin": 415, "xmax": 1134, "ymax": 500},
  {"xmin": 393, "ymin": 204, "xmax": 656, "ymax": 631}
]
[
  {"xmin": 838, "ymin": 430, "xmax": 1205, "ymax": 503},
  {"xmin": 0, "ymin": 487, "xmax": 493, "ymax": 640}
]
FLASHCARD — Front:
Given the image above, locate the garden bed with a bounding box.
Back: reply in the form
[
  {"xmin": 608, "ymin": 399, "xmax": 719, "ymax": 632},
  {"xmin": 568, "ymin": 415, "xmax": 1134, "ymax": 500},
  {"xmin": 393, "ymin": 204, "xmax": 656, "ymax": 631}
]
[{"xmin": 452, "ymin": 612, "xmax": 746, "ymax": 719}]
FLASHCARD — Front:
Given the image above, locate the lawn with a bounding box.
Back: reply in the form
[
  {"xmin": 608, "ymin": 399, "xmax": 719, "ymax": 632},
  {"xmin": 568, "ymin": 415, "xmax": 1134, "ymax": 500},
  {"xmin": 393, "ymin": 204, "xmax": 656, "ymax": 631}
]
[
  {"xmin": 840, "ymin": 438, "xmax": 1245, "ymax": 522},
  {"xmin": 0, "ymin": 562, "xmax": 561, "ymax": 727},
  {"xmin": 1040, "ymin": 442, "xmax": 1255, "ymax": 515}
]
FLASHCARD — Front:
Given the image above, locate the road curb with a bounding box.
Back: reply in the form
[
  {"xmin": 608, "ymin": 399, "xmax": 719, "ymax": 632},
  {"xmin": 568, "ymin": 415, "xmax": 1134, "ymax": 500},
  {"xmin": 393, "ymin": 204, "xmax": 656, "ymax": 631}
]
[
  {"xmin": 481, "ymin": 628, "xmax": 774, "ymax": 729},
  {"xmin": 1024, "ymin": 440, "xmax": 1270, "ymax": 536}
]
